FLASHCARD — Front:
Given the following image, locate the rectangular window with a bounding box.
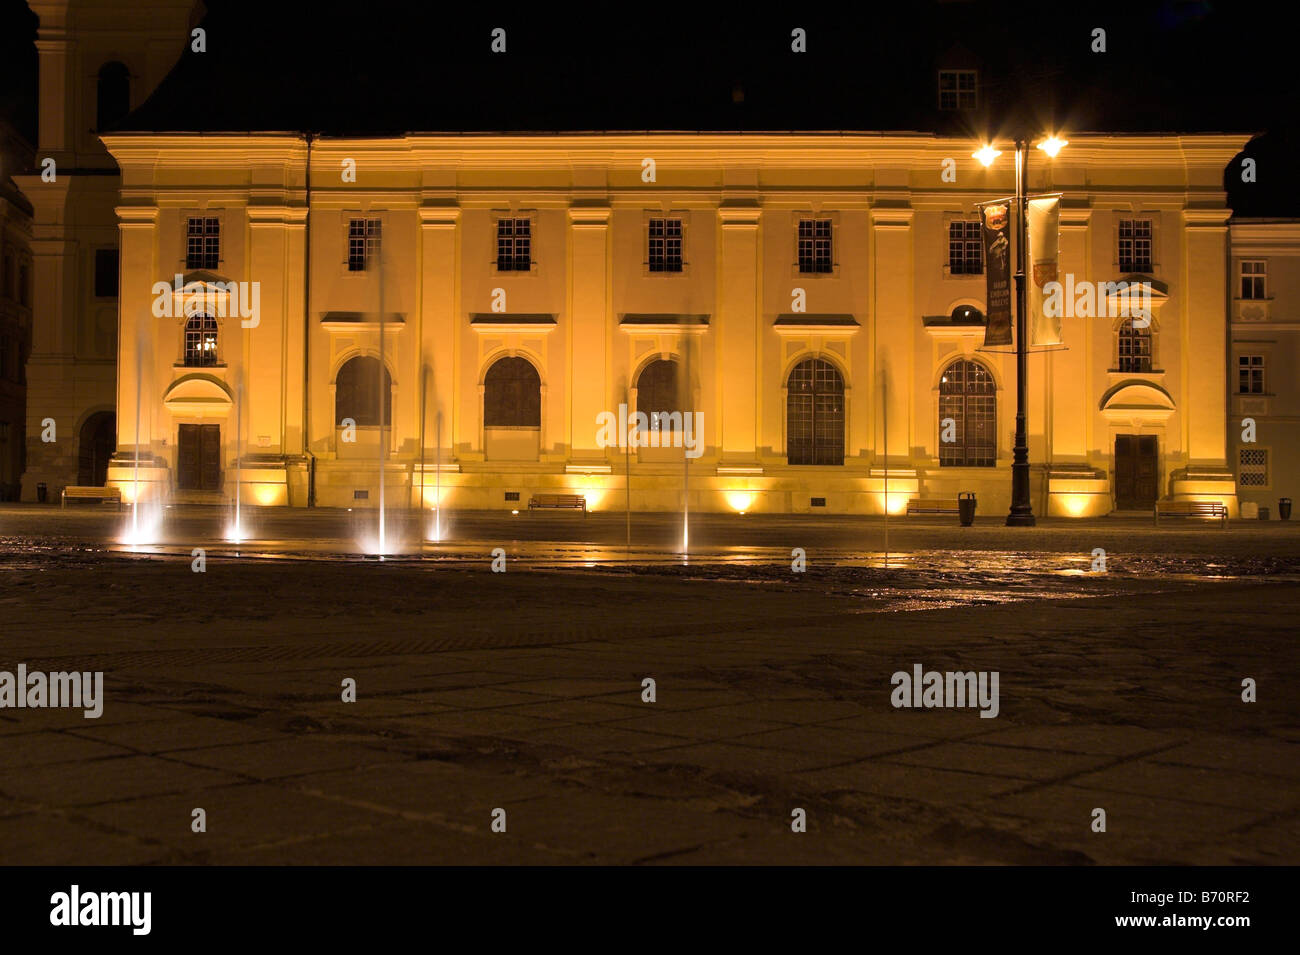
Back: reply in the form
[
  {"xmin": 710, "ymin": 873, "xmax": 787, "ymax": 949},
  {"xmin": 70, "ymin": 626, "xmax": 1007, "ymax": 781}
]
[
  {"xmin": 1118, "ymin": 218, "xmax": 1153, "ymax": 273},
  {"xmin": 938, "ymin": 70, "xmax": 978, "ymax": 110},
  {"xmin": 948, "ymin": 219, "xmax": 983, "ymax": 275},
  {"xmin": 648, "ymin": 217, "xmax": 683, "ymax": 273},
  {"xmin": 94, "ymin": 248, "xmax": 119, "ymax": 298},
  {"xmin": 1239, "ymin": 448, "xmax": 1269, "ymax": 487},
  {"xmin": 1238, "ymin": 354, "xmax": 1265, "ymax": 394},
  {"xmin": 496, "ymin": 217, "xmax": 531, "ymax": 272},
  {"xmin": 1240, "ymin": 259, "xmax": 1266, "ymax": 300},
  {"xmin": 347, "ymin": 218, "xmax": 382, "ymax": 272},
  {"xmin": 186, "ymin": 216, "xmax": 220, "ymax": 270},
  {"xmin": 797, "ymin": 218, "xmax": 832, "ymax": 274}
]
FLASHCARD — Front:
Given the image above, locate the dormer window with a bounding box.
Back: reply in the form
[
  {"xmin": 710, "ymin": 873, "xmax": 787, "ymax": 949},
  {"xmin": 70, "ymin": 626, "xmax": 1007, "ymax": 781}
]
[{"xmin": 938, "ymin": 70, "xmax": 978, "ymax": 110}]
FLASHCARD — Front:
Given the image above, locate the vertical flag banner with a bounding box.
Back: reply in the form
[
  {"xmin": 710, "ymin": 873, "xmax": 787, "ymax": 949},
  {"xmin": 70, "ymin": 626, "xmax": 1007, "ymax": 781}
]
[
  {"xmin": 980, "ymin": 202, "xmax": 1013, "ymax": 346},
  {"xmin": 1028, "ymin": 196, "xmax": 1062, "ymax": 346}
]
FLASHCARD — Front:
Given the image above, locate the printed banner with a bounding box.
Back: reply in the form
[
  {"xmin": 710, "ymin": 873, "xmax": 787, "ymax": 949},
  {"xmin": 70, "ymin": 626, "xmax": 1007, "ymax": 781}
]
[
  {"xmin": 980, "ymin": 202, "xmax": 1013, "ymax": 346},
  {"xmin": 1027, "ymin": 196, "xmax": 1062, "ymax": 346}
]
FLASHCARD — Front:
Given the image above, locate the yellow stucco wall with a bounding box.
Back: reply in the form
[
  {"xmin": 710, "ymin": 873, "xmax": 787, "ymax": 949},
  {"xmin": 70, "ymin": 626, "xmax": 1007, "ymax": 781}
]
[{"xmin": 100, "ymin": 133, "xmax": 1247, "ymax": 514}]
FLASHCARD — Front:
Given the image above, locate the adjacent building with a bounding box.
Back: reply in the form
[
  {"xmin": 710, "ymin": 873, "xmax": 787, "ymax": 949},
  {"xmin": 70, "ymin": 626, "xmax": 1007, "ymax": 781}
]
[
  {"xmin": 15, "ymin": 0, "xmax": 194, "ymax": 500},
  {"xmin": 1229, "ymin": 219, "xmax": 1300, "ymax": 517}
]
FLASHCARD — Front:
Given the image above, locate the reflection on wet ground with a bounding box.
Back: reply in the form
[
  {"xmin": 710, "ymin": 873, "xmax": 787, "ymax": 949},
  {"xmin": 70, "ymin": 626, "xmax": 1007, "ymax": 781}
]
[{"xmin": 4, "ymin": 524, "xmax": 1297, "ymax": 617}]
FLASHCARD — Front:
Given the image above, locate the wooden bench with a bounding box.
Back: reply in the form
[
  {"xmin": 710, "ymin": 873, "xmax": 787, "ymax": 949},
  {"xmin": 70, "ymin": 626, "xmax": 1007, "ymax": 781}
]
[
  {"xmin": 528, "ymin": 493, "xmax": 587, "ymax": 514},
  {"xmin": 905, "ymin": 498, "xmax": 960, "ymax": 516},
  {"xmin": 61, "ymin": 486, "xmax": 123, "ymax": 510},
  {"xmin": 1154, "ymin": 500, "xmax": 1227, "ymax": 527}
]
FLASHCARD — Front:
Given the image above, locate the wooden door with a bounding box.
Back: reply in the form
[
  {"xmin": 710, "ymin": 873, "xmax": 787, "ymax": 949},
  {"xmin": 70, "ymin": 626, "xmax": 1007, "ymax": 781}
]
[
  {"xmin": 178, "ymin": 424, "xmax": 221, "ymax": 490},
  {"xmin": 1115, "ymin": 434, "xmax": 1158, "ymax": 508}
]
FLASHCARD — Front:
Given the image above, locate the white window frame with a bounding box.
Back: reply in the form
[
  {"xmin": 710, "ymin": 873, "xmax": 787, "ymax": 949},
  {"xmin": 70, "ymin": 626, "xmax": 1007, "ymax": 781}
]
[{"xmin": 1239, "ymin": 259, "xmax": 1267, "ymax": 301}]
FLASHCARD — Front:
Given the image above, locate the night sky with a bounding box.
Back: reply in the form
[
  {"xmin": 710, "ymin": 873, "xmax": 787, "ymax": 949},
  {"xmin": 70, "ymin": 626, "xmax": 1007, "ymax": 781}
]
[{"xmin": 1, "ymin": 0, "xmax": 1297, "ymax": 214}]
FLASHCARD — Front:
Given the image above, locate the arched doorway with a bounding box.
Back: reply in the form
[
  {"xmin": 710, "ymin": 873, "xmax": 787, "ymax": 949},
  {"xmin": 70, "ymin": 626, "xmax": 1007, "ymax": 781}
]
[{"xmin": 77, "ymin": 412, "xmax": 116, "ymax": 486}]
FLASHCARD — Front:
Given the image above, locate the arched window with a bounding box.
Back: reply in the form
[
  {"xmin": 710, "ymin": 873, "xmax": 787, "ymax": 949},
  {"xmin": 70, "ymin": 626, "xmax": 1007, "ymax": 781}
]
[
  {"xmin": 1117, "ymin": 318, "xmax": 1152, "ymax": 373},
  {"xmin": 483, "ymin": 356, "xmax": 540, "ymax": 427},
  {"xmin": 636, "ymin": 359, "xmax": 690, "ymax": 430},
  {"xmin": 787, "ymin": 358, "xmax": 844, "ymax": 466},
  {"xmin": 183, "ymin": 313, "xmax": 218, "ymax": 367},
  {"xmin": 336, "ymin": 356, "xmax": 391, "ymax": 427},
  {"xmin": 96, "ymin": 62, "xmax": 131, "ymax": 130},
  {"xmin": 939, "ymin": 358, "xmax": 996, "ymax": 467}
]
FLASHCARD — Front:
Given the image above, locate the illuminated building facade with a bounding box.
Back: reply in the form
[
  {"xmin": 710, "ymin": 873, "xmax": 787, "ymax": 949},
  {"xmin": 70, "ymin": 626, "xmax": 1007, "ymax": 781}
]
[{"xmin": 98, "ymin": 131, "xmax": 1248, "ymax": 515}]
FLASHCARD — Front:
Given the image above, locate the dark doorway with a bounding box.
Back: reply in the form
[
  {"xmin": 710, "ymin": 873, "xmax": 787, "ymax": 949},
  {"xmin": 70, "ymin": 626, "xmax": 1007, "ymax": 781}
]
[
  {"xmin": 1115, "ymin": 434, "xmax": 1158, "ymax": 509},
  {"xmin": 177, "ymin": 424, "xmax": 221, "ymax": 491},
  {"xmin": 77, "ymin": 412, "xmax": 116, "ymax": 486}
]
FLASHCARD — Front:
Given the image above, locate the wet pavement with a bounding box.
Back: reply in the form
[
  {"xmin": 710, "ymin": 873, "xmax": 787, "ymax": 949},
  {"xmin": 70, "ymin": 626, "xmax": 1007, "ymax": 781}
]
[{"xmin": 1, "ymin": 503, "xmax": 1297, "ymax": 864}]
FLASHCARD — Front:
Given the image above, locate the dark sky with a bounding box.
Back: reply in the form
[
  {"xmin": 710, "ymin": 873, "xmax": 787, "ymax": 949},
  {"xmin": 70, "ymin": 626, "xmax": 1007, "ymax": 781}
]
[{"xmin": 1, "ymin": 0, "xmax": 1297, "ymax": 214}]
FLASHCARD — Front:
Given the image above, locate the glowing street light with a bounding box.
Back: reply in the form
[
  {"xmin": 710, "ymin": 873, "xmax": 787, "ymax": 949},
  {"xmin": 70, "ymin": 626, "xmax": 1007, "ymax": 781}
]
[
  {"xmin": 1036, "ymin": 136, "xmax": 1069, "ymax": 158},
  {"xmin": 977, "ymin": 134, "xmax": 1068, "ymax": 526}
]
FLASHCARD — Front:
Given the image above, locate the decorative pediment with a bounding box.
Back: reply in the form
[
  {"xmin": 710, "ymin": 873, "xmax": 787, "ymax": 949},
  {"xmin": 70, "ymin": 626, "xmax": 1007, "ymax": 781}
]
[
  {"xmin": 471, "ymin": 314, "xmax": 557, "ymax": 334},
  {"xmin": 320, "ymin": 311, "xmax": 407, "ymax": 332},
  {"xmin": 619, "ymin": 314, "xmax": 709, "ymax": 334},
  {"xmin": 162, "ymin": 374, "xmax": 233, "ymax": 416},
  {"xmin": 773, "ymin": 314, "xmax": 859, "ymax": 336},
  {"xmin": 1100, "ymin": 380, "xmax": 1175, "ymax": 419},
  {"xmin": 156, "ymin": 270, "xmax": 242, "ymax": 319}
]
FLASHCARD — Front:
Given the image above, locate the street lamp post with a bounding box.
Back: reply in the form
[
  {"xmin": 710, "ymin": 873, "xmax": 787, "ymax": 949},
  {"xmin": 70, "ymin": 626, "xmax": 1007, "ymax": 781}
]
[
  {"xmin": 1006, "ymin": 138, "xmax": 1034, "ymax": 526},
  {"xmin": 974, "ymin": 135, "xmax": 1067, "ymax": 527}
]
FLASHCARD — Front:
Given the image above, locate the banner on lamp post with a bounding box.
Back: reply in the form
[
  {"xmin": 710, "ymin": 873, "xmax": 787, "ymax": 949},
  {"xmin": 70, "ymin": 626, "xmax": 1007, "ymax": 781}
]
[
  {"xmin": 979, "ymin": 201, "xmax": 1013, "ymax": 347},
  {"xmin": 1027, "ymin": 195, "xmax": 1062, "ymax": 346}
]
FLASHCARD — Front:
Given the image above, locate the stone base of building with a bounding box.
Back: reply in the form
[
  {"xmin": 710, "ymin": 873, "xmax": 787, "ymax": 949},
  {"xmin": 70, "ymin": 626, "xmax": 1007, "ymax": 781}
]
[{"xmin": 1168, "ymin": 467, "xmax": 1240, "ymax": 518}]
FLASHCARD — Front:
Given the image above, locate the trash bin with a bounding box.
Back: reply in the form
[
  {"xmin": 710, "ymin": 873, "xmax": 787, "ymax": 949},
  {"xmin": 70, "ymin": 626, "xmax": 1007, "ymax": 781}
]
[
  {"xmin": 1259, "ymin": 506, "xmax": 1270, "ymax": 521},
  {"xmin": 36, "ymin": 482, "xmax": 47, "ymax": 503},
  {"xmin": 958, "ymin": 491, "xmax": 976, "ymax": 526},
  {"xmin": 1280, "ymin": 498, "xmax": 1292, "ymax": 520}
]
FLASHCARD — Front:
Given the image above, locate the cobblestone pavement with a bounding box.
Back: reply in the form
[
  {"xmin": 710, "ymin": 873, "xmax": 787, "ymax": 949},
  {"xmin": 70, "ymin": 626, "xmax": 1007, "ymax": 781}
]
[{"xmin": 1, "ymin": 506, "xmax": 1297, "ymax": 864}]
